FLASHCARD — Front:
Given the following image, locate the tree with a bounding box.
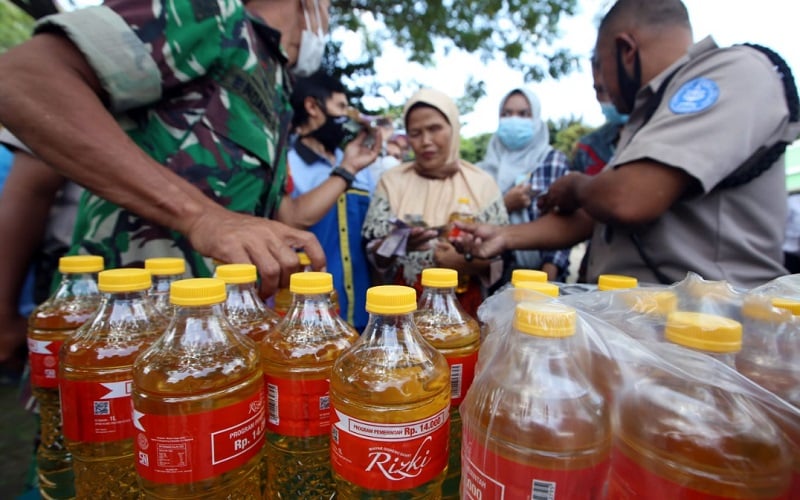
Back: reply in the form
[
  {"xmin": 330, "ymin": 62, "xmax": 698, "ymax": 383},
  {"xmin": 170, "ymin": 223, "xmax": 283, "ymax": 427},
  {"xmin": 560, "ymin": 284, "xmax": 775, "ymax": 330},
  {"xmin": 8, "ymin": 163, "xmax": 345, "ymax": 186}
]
[
  {"xmin": 459, "ymin": 132, "xmax": 492, "ymax": 164},
  {"xmin": 0, "ymin": 0, "xmax": 34, "ymax": 54}
]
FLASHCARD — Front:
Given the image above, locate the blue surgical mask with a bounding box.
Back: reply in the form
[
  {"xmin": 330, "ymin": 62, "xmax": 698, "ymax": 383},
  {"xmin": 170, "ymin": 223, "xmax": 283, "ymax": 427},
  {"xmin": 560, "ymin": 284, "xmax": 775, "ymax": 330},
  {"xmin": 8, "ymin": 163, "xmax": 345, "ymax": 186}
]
[
  {"xmin": 601, "ymin": 102, "xmax": 629, "ymax": 125},
  {"xmin": 496, "ymin": 116, "xmax": 535, "ymax": 150}
]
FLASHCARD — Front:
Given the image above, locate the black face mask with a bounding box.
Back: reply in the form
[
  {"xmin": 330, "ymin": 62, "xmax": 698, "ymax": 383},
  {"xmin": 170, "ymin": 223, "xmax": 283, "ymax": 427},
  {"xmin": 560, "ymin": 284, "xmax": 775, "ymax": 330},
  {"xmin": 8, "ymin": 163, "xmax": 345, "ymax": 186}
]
[
  {"xmin": 308, "ymin": 110, "xmax": 349, "ymax": 153},
  {"xmin": 616, "ymin": 43, "xmax": 642, "ymax": 113}
]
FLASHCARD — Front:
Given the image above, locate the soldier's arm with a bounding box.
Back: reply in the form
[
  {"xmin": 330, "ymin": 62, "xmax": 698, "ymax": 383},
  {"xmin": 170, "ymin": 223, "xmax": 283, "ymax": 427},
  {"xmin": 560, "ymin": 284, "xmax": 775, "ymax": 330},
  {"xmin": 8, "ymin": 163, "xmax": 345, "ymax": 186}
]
[{"xmin": 0, "ymin": 33, "xmax": 324, "ymax": 295}]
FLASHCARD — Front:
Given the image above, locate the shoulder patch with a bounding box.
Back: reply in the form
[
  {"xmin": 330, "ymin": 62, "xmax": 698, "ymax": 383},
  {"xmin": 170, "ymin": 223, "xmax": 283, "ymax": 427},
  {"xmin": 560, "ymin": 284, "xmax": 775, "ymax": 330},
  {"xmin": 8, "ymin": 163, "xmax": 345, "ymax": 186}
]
[{"xmin": 669, "ymin": 77, "xmax": 719, "ymax": 114}]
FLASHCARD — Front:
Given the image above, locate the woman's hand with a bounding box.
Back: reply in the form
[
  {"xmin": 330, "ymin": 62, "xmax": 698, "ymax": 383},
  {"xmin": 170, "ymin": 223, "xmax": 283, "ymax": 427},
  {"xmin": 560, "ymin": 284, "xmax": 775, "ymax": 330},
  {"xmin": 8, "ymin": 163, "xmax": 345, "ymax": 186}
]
[
  {"xmin": 504, "ymin": 183, "xmax": 533, "ymax": 213},
  {"xmin": 406, "ymin": 227, "xmax": 439, "ymax": 252}
]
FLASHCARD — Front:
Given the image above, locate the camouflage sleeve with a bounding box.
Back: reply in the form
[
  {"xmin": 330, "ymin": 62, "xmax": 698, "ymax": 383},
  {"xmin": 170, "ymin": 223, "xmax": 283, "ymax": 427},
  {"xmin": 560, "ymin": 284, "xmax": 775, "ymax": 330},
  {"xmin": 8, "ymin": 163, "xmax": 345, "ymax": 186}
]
[{"xmin": 35, "ymin": 0, "xmax": 248, "ymax": 113}]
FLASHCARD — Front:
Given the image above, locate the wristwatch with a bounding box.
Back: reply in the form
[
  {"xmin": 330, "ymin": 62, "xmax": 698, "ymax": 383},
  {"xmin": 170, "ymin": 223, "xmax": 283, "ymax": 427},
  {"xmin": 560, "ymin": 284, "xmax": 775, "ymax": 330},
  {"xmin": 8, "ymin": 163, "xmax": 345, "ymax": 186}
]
[{"xmin": 330, "ymin": 166, "xmax": 355, "ymax": 189}]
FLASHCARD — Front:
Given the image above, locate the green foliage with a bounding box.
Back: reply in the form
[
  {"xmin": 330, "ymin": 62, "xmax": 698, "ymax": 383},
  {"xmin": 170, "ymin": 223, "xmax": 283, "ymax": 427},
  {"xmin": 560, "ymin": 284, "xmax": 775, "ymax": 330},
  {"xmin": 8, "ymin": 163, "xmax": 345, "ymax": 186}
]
[
  {"xmin": 331, "ymin": 0, "xmax": 579, "ymax": 82},
  {"xmin": 459, "ymin": 132, "xmax": 492, "ymax": 164},
  {"xmin": 548, "ymin": 117, "xmax": 595, "ymax": 157},
  {"xmin": 0, "ymin": 0, "xmax": 35, "ymax": 53}
]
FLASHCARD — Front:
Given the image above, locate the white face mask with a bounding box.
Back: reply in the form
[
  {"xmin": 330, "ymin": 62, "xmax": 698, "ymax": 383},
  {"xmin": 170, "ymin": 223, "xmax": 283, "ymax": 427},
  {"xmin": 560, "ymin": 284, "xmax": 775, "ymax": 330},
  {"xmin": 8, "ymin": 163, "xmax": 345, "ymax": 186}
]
[{"xmin": 292, "ymin": 0, "xmax": 325, "ymax": 77}]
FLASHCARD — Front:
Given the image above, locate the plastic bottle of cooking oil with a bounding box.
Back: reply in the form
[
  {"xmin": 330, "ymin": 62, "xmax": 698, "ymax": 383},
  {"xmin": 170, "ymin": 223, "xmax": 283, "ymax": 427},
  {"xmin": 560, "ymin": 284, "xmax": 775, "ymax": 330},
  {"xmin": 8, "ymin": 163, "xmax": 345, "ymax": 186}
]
[
  {"xmin": 330, "ymin": 285, "xmax": 451, "ymax": 498},
  {"xmin": 144, "ymin": 257, "xmax": 186, "ymax": 316},
  {"xmin": 609, "ymin": 311, "xmax": 792, "ymax": 499},
  {"xmin": 273, "ymin": 252, "xmax": 339, "ymax": 316},
  {"xmin": 448, "ymin": 197, "xmax": 476, "ymax": 294},
  {"xmin": 461, "ymin": 301, "xmax": 610, "ymax": 498},
  {"xmin": 737, "ymin": 298, "xmax": 800, "ymax": 497},
  {"xmin": 414, "ymin": 268, "xmax": 481, "ymax": 498},
  {"xmin": 132, "ymin": 278, "xmax": 264, "ymax": 499},
  {"xmin": 28, "ymin": 255, "xmax": 104, "ymax": 500},
  {"xmin": 261, "ymin": 271, "xmax": 359, "ymax": 498},
  {"xmin": 216, "ymin": 263, "xmax": 280, "ymax": 343},
  {"xmin": 60, "ymin": 268, "xmax": 165, "ymax": 498}
]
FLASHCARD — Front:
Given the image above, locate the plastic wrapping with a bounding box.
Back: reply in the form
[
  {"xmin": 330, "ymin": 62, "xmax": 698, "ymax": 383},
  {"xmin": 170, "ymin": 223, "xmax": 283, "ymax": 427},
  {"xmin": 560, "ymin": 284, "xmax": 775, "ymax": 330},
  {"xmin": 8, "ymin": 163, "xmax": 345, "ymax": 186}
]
[{"xmin": 465, "ymin": 272, "xmax": 800, "ymax": 498}]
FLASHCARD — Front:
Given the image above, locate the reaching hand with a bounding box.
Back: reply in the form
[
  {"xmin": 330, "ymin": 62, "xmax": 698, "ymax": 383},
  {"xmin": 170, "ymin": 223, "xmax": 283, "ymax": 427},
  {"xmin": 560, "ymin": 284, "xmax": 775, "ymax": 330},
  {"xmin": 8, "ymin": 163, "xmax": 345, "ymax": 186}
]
[
  {"xmin": 504, "ymin": 183, "xmax": 533, "ymax": 213},
  {"xmin": 185, "ymin": 205, "xmax": 326, "ymax": 298},
  {"xmin": 341, "ymin": 128, "xmax": 384, "ymax": 173},
  {"xmin": 537, "ymin": 172, "xmax": 587, "ymax": 215},
  {"xmin": 449, "ymin": 221, "xmax": 508, "ymax": 260}
]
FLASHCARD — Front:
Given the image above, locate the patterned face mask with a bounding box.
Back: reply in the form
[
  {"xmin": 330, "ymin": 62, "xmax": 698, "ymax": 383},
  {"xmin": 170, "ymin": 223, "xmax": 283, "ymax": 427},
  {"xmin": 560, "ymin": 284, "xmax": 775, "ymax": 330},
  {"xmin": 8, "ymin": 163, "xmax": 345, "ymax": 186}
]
[{"xmin": 496, "ymin": 116, "xmax": 535, "ymax": 150}]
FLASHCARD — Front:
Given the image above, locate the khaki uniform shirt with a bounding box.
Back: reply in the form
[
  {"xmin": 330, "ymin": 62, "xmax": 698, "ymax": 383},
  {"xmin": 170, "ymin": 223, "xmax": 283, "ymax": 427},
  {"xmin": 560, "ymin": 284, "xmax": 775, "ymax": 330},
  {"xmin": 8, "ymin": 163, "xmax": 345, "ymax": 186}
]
[{"xmin": 588, "ymin": 37, "xmax": 800, "ymax": 288}]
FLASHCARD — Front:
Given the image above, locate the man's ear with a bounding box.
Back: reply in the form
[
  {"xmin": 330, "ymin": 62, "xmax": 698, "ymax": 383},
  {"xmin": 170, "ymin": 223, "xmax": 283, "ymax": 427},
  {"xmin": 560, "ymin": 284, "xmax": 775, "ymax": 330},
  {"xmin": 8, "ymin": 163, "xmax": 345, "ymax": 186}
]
[
  {"xmin": 615, "ymin": 33, "xmax": 638, "ymax": 67},
  {"xmin": 304, "ymin": 96, "xmax": 323, "ymax": 119}
]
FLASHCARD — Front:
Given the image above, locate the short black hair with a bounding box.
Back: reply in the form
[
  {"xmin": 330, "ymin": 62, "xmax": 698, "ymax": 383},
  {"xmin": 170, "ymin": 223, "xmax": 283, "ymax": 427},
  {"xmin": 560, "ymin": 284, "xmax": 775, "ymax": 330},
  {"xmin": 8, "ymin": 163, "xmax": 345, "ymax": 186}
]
[
  {"xmin": 290, "ymin": 70, "xmax": 347, "ymax": 128},
  {"xmin": 599, "ymin": 0, "xmax": 690, "ymax": 36}
]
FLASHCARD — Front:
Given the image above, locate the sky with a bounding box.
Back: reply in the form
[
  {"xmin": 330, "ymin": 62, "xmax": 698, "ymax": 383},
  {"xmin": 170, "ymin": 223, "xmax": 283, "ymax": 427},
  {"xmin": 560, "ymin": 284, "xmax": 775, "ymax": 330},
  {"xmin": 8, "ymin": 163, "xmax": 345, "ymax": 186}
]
[{"xmin": 338, "ymin": 0, "xmax": 800, "ymax": 137}]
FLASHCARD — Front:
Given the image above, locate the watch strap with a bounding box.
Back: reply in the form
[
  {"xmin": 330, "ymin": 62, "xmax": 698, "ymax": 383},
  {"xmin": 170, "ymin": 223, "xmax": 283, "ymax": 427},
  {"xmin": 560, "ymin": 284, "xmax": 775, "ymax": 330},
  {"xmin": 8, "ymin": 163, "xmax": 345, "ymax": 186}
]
[{"xmin": 330, "ymin": 166, "xmax": 355, "ymax": 189}]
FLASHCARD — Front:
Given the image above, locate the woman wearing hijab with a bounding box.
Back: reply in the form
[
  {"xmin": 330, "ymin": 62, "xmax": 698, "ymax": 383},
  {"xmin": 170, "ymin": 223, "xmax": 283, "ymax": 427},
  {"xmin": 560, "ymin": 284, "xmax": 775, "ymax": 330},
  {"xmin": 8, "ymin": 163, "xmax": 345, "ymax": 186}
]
[
  {"xmin": 362, "ymin": 88, "xmax": 508, "ymax": 317},
  {"xmin": 479, "ymin": 87, "xmax": 572, "ymax": 282}
]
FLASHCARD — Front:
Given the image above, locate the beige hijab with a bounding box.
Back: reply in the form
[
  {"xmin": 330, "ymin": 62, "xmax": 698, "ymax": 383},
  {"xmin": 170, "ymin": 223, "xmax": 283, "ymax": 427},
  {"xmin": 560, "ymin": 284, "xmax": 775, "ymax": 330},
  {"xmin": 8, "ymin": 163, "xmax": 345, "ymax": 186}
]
[{"xmin": 378, "ymin": 88, "xmax": 502, "ymax": 227}]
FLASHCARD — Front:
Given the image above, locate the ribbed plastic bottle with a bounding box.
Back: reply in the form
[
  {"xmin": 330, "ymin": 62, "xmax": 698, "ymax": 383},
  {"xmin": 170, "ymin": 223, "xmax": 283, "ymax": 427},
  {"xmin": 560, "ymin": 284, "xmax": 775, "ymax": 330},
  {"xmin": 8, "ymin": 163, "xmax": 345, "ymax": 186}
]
[
  {"xmin": 132, "ymin": 278, "xmax": 263, "ymax": 498},
  {"xmin": 144, "ymin": 257, "xmax": 186, "ymax": 316},
  {"xmin": 609, "ymin": 311, "xmax": 792, "ymax": 499},
  {"xmin": 461, "ymin": 301, "xmax": 610, "ymax": 498},
  {"xmin": 448, "ymin": 197, "xmax": 476, "ymax": 294},
  {"xmin": 617, "ymin": 289, "xmax": 678, "ymax": 342},
  {"xmin": 261, "ymin": 271, "xmax": 359, "ymax": 498},
  {"xmin": 597, "ymin": 273, "xmax": 638, "ymax": 291},
  {"xmin": 330, "ymin": 285, "xmax": 451, "ymax": 498},
  {"xmin": 216, "ymin": 263, "xmax": 280, "ymax": 344},
  {"xmin": 273, "ymin": 252, "xmax": 339, "ymax": 317},
  {"xmin": 28, "ymin": 255, "xmax": 104, "ymax": 499},
  {"xmin": 415, "ymin": 268, "xmax": 481, "ymax": 498},
  {"xmin": 60, "ymin": 268, "xmax": 165, "ymax": 498},
  {"xmin": 737, "ymin": 298, "xmax": 800, "ymax": 496}
]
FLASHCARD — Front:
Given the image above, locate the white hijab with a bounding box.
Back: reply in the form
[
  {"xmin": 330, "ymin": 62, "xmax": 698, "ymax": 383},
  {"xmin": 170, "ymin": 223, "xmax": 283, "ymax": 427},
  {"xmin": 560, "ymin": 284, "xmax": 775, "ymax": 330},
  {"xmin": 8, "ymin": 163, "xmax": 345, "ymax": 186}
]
[{"xmin": 479, "ymin": 88, "xmax": 551, "ymax": 193}]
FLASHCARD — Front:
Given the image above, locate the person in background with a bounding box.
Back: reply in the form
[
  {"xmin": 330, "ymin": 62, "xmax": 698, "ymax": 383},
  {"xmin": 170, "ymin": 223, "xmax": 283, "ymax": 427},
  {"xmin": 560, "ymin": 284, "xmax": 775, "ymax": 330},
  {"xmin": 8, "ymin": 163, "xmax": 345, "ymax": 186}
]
[
  {"xmin": 0, "ymin": 0, "xmax": 334, "ymax": 298},
  {"xmin": 362, "ymin": 88, "xmax": 508, "ymax": 317},
  {"xmin": 453, "ymin": 0, "xmax": 799, "ymax": 289},
  {"xmin": 478, "ymin": 88, "xmax": 571, "ymax": 281},
  {"xmin": 571, "ymin": 54, "xmax": 629, "ymax": 176},
  {"xmin": 280, "ymin": 70, "xmax": 382, "ymax": 332}
]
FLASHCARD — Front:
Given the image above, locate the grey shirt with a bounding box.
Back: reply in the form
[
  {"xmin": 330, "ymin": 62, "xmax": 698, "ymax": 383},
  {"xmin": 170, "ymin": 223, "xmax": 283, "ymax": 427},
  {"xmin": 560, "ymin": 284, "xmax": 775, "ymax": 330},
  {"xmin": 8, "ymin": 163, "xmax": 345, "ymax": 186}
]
[{"xmin": 587, "ymin": 37, "xmax": 800, "ymax": 288}]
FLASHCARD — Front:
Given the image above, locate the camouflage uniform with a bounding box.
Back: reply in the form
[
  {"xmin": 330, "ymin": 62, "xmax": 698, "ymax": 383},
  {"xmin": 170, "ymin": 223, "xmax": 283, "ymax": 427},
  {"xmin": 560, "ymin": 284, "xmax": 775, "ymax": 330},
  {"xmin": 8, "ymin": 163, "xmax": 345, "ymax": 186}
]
[{"xmin": 35, "ymin": 0, "xmax": 293, "ymax": 277}]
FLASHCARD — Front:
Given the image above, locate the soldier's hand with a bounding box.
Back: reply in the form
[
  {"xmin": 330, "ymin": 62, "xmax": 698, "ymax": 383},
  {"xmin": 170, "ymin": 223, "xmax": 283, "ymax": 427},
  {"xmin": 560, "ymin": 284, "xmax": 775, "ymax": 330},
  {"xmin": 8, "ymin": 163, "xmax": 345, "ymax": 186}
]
[{"xmin": 185, "ymin": 206, "xmax": 325, "ymax": 297}]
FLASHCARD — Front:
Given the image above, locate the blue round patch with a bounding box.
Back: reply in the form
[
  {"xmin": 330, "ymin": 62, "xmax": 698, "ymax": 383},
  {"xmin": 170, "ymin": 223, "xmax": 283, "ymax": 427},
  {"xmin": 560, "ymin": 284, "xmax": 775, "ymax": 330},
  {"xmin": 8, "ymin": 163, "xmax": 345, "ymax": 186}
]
[{"xmin": 668, "ymin": 77, "xmax": 719, "ymax": 114}]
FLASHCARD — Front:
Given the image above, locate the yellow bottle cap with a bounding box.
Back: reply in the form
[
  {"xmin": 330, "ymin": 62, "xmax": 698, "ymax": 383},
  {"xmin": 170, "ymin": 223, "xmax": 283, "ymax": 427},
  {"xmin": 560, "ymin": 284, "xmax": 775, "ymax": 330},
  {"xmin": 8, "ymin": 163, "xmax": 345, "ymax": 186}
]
[
  {"xmin": 421, "ymin": 268, "xmax": 458, "ymax": 288},
  {"xmin": 144, "ymin": 257, "xmax": 186, "ymax": 276},
  {"xmin": 215, "ymin": 263, "xmax": 257, "ymax": 284},
  {"xmin": 98, "ymin": 268, "xmax": 151, "ymax": 293},
  {"xmin": 771, "ymin": 297, "xmax": 800, "ymax": 316},
  {"xmin": 59, "ymin": 255, "xmax": 104, "ymax": 274},
  {"xmin": 665, "ymin": 311, "xmax": 742, "ymax": 353},
  {"xmin": 170, "ymin": 278, "xmax": 226, "ymax": 306},
  {"xmin": 297, "ymin": 252, "xmax": 311, "ymax": 267},
  {"xmin": 290, "ymin": 271, "xmax": 333, "ymax": 294},
  {"xmin": 622, "ymin": 290, "xmax": 678, "ymax": 316},
  {"xmin": 366, "ymin": 285, "xmax": 417, "ymax": 314},
  {"xmin": 514, "ymin": 302, "xmax": 576, "ymax": 338},
  {"xmin": 514, "ymin": 281, "xmax": 560, "ymax": 300},
  {"xmin": 457, "ymin": 197, "xmax": 470, "ymax": 204},
  {"xmin": 741, "ymin": 297, "xmax": 795, "ymax": 323},
  {"xmin": 510, "ymin": 269, "xmax": 548, "ymax": 285},
  {"xmin": 597, "ymin": 274, "xmax": 638, "ymax": 291}
]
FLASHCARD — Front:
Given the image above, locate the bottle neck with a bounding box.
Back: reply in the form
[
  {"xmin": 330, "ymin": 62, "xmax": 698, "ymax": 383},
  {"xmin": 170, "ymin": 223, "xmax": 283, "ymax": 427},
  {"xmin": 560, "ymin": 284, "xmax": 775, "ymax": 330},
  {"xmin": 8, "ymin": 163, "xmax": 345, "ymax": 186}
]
[
  {"xmin": 225, "ymin": 283, "xmax": 267, "ymax": 313},
  {"xmin": 285, "ymin": 292, "xmax": 338, "ymax": 324},
  {"xmin": 90, "ymin": 290, "xmax": 166, "ymax": 337},
  {"xmin": 150, "ymin": 274, "xmax": 182, "ymax": 295},
  {"xmin": 164, "ymin": 303, "xmax": 246, "ymax": 349},
  {"xmin": 418, "ymin": 286, "xmax": 469, "ymax": 320},
  {"xmin": 54, "ymin": 272, "xmax": 100, "ymax": 299},
  {"xmin": 361, "ymin": 311, "xmax": 430, "ymax": 350}
]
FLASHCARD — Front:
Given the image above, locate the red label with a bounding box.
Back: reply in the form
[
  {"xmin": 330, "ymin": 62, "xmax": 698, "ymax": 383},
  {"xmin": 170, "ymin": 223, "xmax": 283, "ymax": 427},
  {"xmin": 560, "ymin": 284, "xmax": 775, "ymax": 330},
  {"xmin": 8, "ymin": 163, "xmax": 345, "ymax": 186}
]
[
  {"xmin": 61, "ymin": 379, "xmax": 134, "ymax": 442},
  {"xmin": 134, "ymin": 390, "xmax": 265, "ymax": 484},
  {"xmin": 330, "ymin": 406, "xmax": 450, "ymax": 491},
  {"xmin": 608, "ymin": 446, "xmax": 790, "ymax": 500},
  {"xmin": 462, "ymin": 426, "xmax": 609, "ymax": 499},
  {"xmin": 446, "ymin": 351, "xmax": 478, "ymax": 407},
  {"xmin": 28, "ymin": 338, "xmax": 64, "ymax": 388},
  {"xmin": 265, "ymin": 375, "xmax": 330, "ymax": 437}
]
